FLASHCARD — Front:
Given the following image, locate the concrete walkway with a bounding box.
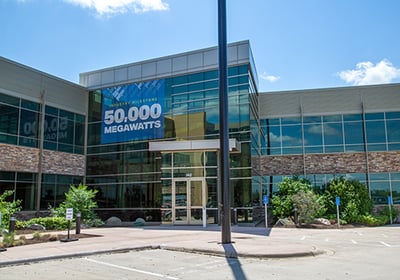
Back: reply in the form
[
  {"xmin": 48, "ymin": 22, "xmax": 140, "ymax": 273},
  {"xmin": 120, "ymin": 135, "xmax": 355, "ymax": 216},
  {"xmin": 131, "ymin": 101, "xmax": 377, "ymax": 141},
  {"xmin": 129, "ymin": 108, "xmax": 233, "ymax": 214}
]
[{"xmin": 0, "ymin": 226, "xmax": 321, "ymax": 267}]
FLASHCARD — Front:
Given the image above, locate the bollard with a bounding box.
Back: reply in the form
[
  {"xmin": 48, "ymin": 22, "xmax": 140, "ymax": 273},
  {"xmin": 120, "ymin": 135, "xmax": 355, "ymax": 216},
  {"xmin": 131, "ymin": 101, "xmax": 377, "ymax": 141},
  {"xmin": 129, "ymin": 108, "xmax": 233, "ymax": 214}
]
[
  {"xmin": 9, "ymin": 217, "xmax": 16, "ymax": 233},
  {"xmin": 294, "ymin": 208, "xmax": 299, "ymax": 225},
  {"xmin": 75, "ymin": 213, "xmax": 81, "ymax": 234},
  {"xmin": 233, "ymin": 208, "xmax": 238, "ymax": 225}
]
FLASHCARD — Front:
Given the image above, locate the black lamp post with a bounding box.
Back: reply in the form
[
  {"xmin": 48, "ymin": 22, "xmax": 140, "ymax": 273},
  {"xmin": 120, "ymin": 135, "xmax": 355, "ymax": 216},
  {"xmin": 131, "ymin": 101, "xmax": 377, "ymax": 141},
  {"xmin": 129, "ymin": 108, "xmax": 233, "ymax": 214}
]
[{"xmin": 218, "ymin": 0, "xmax": 231, "ymax": 244}]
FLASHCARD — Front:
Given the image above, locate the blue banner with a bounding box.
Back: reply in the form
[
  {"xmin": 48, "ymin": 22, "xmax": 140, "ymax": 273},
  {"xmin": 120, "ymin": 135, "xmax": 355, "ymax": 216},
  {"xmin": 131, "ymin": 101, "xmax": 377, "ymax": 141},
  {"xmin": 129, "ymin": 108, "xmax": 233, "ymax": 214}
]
[{"xmin": 101, "ymin": 79, "xmax": 165, "ymax": 144}]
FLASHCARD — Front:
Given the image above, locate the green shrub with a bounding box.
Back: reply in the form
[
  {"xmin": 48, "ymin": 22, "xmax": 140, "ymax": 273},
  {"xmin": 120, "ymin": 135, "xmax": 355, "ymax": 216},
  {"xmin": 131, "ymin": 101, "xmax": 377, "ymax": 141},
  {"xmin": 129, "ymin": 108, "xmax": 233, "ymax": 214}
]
[
  {"xmin": 272, "ymin": 177, "xmax": 314, "ymax": 219},
  {"xmin": 16, "ymin": 217, "xmax": 69, "ymax": 230},
  {"xmin": 53, "ymin": 183, "xmax": 102, "ymax": 226},
  {"xmin": 322, "ymin": 177, "xmax": 373, "ymax": 223},
  {"xmin": 0, "ymin": 190, "xmax": 21, "ymax": 229},
  {"xmin": 1, "ymin": 231, "xmax": 15, "ymax": 247},
  {"xmin": 32, "ymin": 231, "xmax": 41, "ymax": 240},
  {"xmin": 356, "ymin": 214, "xmax": 388, "ymax": 226},
  {"xmin": 379, "ymin": 206, "xmax": 399, "ymax": 221},
  {"xmin": 292, "ymin": 190, "xmax": 324, "ymax": 224}
]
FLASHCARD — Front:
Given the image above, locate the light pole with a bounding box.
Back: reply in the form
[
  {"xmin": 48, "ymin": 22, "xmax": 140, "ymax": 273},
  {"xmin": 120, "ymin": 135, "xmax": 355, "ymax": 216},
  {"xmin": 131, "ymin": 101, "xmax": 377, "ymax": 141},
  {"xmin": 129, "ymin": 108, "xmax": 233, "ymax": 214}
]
[{"xmin": 218, "ymin": 0, "xmax": 231, "ymax": 244}]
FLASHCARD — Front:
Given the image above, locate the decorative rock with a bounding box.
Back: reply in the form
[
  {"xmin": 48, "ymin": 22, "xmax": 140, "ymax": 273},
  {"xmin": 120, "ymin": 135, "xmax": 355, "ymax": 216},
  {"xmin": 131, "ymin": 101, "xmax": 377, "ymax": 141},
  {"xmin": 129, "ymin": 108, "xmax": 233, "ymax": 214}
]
[
  {"xmin": 274, "ymin": 218, "xmax": 294, "ymax": 227},
  {"xmin": 28, "ymin": 223, "xmax": 46, "ymax": 231},
  {"xmin": 105, "ymin": 216, "xmax": 122, "ymax": 227},
  {"xmin": 314, "ymin": 218, "xmax": 331, "ymax": 225},
  {"xmin": 133, "ymin": 218, "xmax": 145, "ymax": 227}
]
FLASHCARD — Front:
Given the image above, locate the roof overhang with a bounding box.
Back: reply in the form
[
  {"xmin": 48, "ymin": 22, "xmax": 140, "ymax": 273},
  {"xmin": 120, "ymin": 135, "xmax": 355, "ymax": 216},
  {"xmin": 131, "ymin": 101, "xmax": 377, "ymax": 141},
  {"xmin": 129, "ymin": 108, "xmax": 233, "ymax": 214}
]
[{"xmin": 149, "ymin": 139, "xmax": 241, "ymax": 153}]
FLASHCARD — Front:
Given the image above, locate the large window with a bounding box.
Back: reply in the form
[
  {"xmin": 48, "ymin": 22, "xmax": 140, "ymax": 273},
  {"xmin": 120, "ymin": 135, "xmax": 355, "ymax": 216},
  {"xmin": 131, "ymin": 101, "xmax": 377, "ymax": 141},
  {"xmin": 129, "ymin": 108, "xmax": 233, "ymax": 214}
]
[
  {"xmin": 264, "ymin": 172, "xmax": 400, "ymax": 205},
  {"xmin": 40, "ymin": 174, "xmax": 83, "ymax": 209},
  {"xmin": 43, "ymin": 106, "xmax": 85, "ymax": 154},
  {"xmin": 0, "ymin": 171, "xmax": 82, "ymax": 210},
  {"xmin": 0, "ymin": 92, "xmax": 85, "ymax": 154},
  {"xmin": 263, "ymin": 111, "xmax": 400, "ymax": 155}
]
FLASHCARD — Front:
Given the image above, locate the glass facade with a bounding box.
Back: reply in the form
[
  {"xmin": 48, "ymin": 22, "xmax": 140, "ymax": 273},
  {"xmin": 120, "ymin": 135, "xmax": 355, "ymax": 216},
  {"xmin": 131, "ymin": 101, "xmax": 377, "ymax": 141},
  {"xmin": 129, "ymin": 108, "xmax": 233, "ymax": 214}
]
[
  {"xmin": 0, "ymin": 91, "xmax": 85, "ymax": 211},
  {"xmin": 0, "ymin": 92, "xmax": 85, "ymax": 154},
  {"xmin": 265, "ymin": 172, "xmax": 400, "ymax": 205},
  {"xmin": 263, "ymin": 112, "xmax": 400, "ymax": 155},
  {"xmin": 0, "ymin": 171, "xmax": 82, "ymax": 210},
  {"xmin": 86, "ymin": 65, "xmax": 261, "ymax": 223},
  {"xmin": 262, "ymin": 111, "xmax": 400, "ymax": 205}
]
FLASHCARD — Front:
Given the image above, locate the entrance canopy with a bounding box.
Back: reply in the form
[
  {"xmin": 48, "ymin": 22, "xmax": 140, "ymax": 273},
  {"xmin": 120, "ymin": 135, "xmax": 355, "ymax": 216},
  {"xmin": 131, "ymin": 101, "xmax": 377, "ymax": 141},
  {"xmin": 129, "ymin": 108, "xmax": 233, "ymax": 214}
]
[{"xmin": 149, "ymin": 139, "xmax": 241, "ymax": 153}]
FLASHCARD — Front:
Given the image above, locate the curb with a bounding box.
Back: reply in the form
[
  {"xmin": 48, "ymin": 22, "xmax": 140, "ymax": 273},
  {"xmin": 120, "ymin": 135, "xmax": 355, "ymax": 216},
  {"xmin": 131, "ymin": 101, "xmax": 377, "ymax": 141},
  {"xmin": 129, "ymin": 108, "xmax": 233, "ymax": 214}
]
[
  {"xmin": 161, "ymin": 245, "xmax": 324, "ymax": 259},
  {"xmin": 0, "ymin": 246, "xmax": 156, "ymax": 267},
  {"xmin": 0, "ymin": 244, "xmax": 322, "ymax": 267}
]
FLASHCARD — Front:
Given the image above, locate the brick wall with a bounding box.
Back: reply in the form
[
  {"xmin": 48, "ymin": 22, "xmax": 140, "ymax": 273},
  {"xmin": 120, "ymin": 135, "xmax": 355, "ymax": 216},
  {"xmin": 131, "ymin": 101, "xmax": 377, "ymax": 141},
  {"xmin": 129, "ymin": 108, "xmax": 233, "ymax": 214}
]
[
  {"xmin": 0, "ymin": 143, "xmax": 85, "ymax": 176},
  {"xmin": 257, "ymin": 151, "xmax": 400, "ymax": 176}
]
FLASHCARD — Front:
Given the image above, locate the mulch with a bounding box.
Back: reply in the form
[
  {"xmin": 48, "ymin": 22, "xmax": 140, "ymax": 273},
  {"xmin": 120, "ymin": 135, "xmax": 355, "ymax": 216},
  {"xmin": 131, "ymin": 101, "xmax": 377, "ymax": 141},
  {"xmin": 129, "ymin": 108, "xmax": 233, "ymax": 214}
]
[{"xmin": 2, "ymin": 230, "xmax": 101, "ymax": 247}]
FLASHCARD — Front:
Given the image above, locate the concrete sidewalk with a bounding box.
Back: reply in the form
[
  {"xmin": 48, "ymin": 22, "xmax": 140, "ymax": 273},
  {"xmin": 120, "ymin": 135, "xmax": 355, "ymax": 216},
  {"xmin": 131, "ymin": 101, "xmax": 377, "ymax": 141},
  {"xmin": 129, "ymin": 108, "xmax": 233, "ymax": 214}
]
[{"xmin": 0, "ymin": 226, "xmax": 321, "ymax": 267}]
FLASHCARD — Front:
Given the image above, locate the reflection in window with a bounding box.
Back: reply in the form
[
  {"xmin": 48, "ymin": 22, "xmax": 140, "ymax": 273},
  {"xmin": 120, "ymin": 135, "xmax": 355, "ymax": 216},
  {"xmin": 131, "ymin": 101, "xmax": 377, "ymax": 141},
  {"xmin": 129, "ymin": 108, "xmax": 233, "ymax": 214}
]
[
  {"xmin": 266, "ymin": 172, "xmax": 400, "ymax": 205},
  {"xmin": 281, "ymin": 125, "xmax": 302, "ymax": 154},
  {"xmin": 263, "ymin": 111, "xmax": 400, "ymax": 155},
  {"xmin": 0, "ymin": 92, "xmax": 85, "ymax": 154},
  {"xmin": 366, "ymin": 121, "xmax": 386, "ymax": 143},
  {"xmin": 387, "ymin": 120, "xmax": 400, "ymax": 143},
  {"xmin": 304, "ymin": 124, "xmax": 323, "ymax": 153}
]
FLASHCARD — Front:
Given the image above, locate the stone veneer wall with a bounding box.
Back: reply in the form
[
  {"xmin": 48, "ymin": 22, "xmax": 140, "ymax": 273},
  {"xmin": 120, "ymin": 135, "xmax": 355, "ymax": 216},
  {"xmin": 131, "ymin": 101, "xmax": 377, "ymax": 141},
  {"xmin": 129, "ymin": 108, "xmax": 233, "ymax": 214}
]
[
  {"xmin": 0, "ymin": 143, "xmax": 85, "ymax": 176},
  {"xmin": 257, "ymin": 151, "xmax": 400, "ymax": 176}
]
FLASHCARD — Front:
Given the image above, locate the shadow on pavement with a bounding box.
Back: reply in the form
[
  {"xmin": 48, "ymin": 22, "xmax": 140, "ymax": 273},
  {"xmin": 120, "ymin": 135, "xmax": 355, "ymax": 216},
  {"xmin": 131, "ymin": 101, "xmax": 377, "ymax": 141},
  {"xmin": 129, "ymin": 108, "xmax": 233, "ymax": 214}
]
[
  {"xmin": 143, "ymin": 225, "xmax": 272, "ymax": 237},
  {"xmin": 223, "ymin": 243, "xmax": 248, "ymax": 280}
]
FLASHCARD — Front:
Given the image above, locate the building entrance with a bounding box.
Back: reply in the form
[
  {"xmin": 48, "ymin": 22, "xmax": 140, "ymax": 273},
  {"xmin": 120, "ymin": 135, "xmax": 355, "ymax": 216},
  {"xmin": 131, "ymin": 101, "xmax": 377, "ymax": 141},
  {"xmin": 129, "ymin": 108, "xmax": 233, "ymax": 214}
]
[{"xmin": 171, "ymin": 178, "xmax": 205, "ymax": 225}]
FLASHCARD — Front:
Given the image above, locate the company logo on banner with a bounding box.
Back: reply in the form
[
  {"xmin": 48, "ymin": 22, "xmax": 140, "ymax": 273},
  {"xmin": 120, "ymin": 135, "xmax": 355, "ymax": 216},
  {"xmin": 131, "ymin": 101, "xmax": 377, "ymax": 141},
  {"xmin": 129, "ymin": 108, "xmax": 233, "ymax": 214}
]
[{"xmin": 101, "ymin": 79, "xmax": 165, "ymax": 144}]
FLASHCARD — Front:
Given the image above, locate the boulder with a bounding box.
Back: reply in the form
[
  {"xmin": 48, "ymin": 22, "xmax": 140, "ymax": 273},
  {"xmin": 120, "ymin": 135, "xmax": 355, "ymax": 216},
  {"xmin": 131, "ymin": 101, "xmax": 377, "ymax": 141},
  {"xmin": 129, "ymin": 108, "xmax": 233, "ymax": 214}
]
[
  {"xmin": 105, "ymin": 216, "xmax": 122, "ymax": 227},
  {"xmin": 274, "ymin": 218, "xmax": 294, "ymax": 227},
  {"xmin": 314, "ymin": 218, "xmax": 331, "ymax": 225},
  {"xmin": 28, "ymin": 223, "xmax": 46, "ymax": 231},
  {"xmin": 133, "ymin": 218, "xmax": 145, "ymax": 227}
]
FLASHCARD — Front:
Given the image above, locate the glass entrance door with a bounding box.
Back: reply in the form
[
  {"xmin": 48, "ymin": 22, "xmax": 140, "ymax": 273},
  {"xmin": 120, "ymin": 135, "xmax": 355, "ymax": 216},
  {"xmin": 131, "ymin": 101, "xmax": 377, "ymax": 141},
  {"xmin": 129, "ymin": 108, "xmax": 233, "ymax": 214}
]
[{"xmin": 173, "ymin": 178, "xmax": 205, "ymax": 225}]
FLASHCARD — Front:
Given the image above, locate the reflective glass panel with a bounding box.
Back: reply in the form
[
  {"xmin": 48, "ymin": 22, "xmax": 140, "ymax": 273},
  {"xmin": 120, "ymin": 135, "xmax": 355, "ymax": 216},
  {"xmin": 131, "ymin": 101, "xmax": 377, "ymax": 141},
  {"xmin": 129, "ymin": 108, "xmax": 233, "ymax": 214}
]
[
  {"xmin": 281, "ymin": 125, "xmax": 302, "ymax": 147},
  {"xmin": 304, "ymin": 124, "xmax": 323, "ymax": 146},
  {"xmin": 366, "ymin": 121, "xmax": 386, "ymax": 143},
  {"xmin": 344, "ymin": 122, "xmax": 363, "ymax": 144},
  {"xmin": 343, "ymin": 114, "xmax": 362, "ymax": 121},
  {"xmin": 324, "ymin": 123, "xmax": 343, "ymax": 145},
  {"xmin": 386, "ymin": 112, "xmax": 400, "ymax": 119},
  {"xmin": 0, "ymin": 104, "xmax": 18, "ymax": 134},
  {"xmin": 387, "ymin": 120, "xmax": 400, "ymax": 142}
]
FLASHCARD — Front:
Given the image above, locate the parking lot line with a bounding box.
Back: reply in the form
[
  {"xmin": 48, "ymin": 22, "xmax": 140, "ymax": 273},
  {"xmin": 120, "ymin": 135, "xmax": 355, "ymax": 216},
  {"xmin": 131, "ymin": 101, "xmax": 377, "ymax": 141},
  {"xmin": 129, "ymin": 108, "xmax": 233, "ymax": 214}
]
[
  {"xmin": 379, "ymin": 241, "xmax": 391, "ymax": 247},
  {"xmin": 85, "ymin": 257, "xmax": 179, "ymax": 280}
]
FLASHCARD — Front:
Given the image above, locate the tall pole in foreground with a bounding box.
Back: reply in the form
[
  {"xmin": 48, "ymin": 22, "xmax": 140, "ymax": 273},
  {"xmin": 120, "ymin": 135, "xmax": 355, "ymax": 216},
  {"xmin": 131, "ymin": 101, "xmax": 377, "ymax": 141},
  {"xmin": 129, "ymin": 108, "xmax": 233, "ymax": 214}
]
[{"xmin": 218, "ymin": 0, "xmax": 231, "ymax": 244}]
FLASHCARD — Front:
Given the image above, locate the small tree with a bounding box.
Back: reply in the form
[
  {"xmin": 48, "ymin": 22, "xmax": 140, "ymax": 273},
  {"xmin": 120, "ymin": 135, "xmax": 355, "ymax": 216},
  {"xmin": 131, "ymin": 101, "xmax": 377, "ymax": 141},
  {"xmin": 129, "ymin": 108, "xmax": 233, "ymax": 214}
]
[
  {"xmin": 322, "ymin": 177, "xmax": 373, "ymax": 223},
  {"xmin": 0, "ymin": 190, "xmax": 21, "ymax": 229},
  {"xmin": 271, "ymin": 177, "xmax": 313, "ymax": 219},
  {"xmin": 292, "ymin": 190, "xmax": 324, "ymax": 224},
  {"xmin": 54, "ymin": 183, "xmax": 100, "ymax": 225}
]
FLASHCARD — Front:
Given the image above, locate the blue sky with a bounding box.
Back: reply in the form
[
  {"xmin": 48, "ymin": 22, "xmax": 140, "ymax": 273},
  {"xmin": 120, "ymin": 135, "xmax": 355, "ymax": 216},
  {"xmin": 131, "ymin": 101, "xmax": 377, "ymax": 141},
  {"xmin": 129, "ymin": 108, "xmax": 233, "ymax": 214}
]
[{"xmin": 1, "ymin": 0, "xmax": 400, "ymax": 92}]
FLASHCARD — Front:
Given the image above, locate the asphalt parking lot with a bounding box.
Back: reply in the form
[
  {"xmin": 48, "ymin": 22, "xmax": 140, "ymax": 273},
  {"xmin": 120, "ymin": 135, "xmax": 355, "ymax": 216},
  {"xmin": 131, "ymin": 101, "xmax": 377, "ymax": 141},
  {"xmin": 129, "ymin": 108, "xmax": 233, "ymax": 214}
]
[{"xmin": 1, "ymin": 225, "xmax": 400, "ymax": 279}]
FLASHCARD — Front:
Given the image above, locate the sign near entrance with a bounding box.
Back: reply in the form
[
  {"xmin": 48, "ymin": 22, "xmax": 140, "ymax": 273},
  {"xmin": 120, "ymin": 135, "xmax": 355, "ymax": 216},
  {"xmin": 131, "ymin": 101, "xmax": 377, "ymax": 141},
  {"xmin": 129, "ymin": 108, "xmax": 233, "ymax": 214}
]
[
  {"xmin": 101, "ymin": 79, "xmax": 165, "ymax": 144},
  {"xmin": 66, "ymin": 208, "xmax": 73, "ymax": 221}
]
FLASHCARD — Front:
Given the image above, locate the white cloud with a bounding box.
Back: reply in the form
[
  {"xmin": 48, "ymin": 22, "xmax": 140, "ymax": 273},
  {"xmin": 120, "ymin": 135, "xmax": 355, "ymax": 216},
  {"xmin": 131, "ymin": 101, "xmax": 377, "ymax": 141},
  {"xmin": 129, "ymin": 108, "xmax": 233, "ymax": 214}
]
[
  {"xmin": 323, "ymin": 124, "xmax": 340, "ymax": 136},
  {"xmin": 338, "ymin": 59, "xmax": 400, "ymax": 86},
  {"xmin": 259, "ymin": 72, "xmax": 280, "ymax": 83},
  {"xmin": 268, "ymin": 132, "xmax": 302, "ymax": 145},
  {"xmin": 306, "ymin": 124, "xmax": 322, "ymax": 135},
  {"xmin": 64, "ymin": 0, "xmax": 169, "ymax": 15}
]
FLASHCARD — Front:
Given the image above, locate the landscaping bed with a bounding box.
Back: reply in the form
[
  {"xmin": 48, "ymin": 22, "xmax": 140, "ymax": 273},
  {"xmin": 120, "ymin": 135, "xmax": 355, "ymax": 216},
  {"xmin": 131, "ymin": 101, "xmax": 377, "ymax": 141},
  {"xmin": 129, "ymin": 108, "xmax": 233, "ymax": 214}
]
[{"xmin": 1, "ymin": 229, "xmax": 101, "ymax": 248}]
